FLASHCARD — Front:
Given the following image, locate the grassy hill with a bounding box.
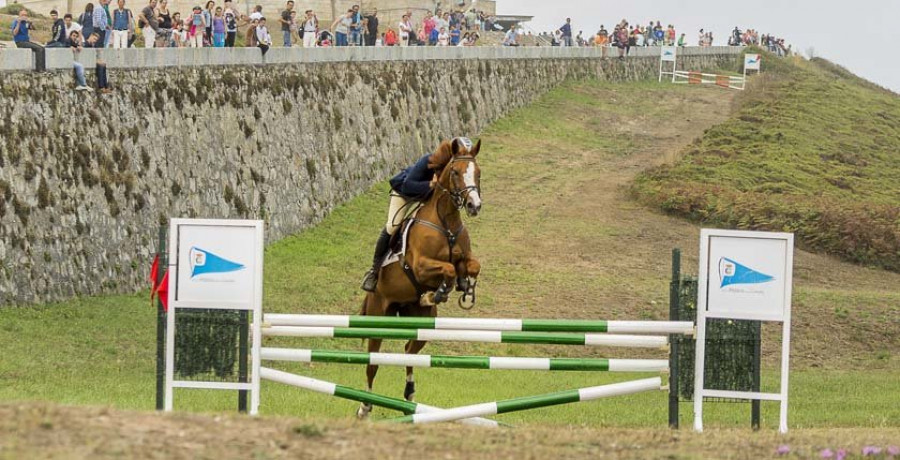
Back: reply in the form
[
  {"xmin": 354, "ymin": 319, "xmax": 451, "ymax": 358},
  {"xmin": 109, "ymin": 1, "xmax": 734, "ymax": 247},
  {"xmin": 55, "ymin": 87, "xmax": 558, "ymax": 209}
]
[{"xmin": 632, "ymin": 51, "xmax": 900, "ymax": 272}]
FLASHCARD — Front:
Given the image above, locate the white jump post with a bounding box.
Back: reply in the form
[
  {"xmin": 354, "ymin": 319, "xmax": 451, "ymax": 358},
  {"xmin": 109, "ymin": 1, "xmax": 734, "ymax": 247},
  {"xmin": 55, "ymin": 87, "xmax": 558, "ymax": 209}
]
[
  {"xmin": 659, "ymin": 46, "xmax": 677, "ymax": 83},
  {"xmin": 693, "ymin": 229, "xmax": 793, "ymax": 434},
  {"xmin": 164, "ymin": 219, "xmax": 264, "ymax": 415}
]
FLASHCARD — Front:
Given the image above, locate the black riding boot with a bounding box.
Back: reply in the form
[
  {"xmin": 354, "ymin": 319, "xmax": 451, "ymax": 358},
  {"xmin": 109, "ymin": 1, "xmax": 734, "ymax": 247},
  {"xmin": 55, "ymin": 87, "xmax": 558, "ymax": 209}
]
[{"xmin": 361, "ymin": 229, "xmax": 392, "ymax": 292}]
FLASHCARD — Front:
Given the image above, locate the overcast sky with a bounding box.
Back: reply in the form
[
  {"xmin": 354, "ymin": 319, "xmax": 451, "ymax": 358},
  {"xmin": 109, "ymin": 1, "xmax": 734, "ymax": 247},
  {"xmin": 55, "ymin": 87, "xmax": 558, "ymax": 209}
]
[{"xmin": 498, "ymin": 0, "xmax": 900, "ymax": 93}]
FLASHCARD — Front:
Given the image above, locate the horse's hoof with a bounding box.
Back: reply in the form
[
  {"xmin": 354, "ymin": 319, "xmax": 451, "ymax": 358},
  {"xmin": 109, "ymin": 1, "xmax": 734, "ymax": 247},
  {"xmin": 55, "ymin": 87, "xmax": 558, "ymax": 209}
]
[
  {"xmin": 458, "ymin": 294, "xmax": 475, "ymax": 310},
  {"xmin": 420, "ymin": 292, "xmax": 436, "ymax": 307},
  {"xmin": 356, "ymin": 403, "xmax": 372, "ymax": 419},
  {"xmin": 404, "ymin": 381, "xmax": 416, "ymax": 401}
]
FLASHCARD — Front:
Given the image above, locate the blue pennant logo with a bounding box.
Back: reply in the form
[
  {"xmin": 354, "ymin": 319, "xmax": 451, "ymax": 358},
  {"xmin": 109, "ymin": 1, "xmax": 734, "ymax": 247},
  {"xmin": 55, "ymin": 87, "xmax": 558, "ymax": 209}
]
[
  {"xmin": 718, "ymin": 257, "xmax": 774, "ymax": 288},
  {"xmin": 664, "ymin": 50, "xmax": 674, "ymax": 56},
  {"xmin": 190, "ymin": 247, "xmax": 245, "ymax": 278},
  {"xmin": 747, "ymin": 58, "xmax": 759, "ymax": 64}
]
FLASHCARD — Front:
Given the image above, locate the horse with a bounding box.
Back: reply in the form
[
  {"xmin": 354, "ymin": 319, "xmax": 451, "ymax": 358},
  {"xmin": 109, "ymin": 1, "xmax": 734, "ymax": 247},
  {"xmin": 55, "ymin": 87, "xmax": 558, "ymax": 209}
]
[{"xmin": 356, "ymin": 138, "xmax": 483, "ymax": 418}]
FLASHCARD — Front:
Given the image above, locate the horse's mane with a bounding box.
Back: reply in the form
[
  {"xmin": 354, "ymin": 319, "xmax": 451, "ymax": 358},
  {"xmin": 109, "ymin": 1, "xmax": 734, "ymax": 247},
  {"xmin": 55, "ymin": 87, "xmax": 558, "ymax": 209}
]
[{"xmin": 428, "ymin": 141, "xmax": 454, "ymax": 172}]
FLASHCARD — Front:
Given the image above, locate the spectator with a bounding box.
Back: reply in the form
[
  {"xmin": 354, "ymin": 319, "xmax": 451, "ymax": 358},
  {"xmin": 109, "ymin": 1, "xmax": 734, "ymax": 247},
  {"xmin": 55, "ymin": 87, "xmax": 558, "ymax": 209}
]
[
  {"xmin": 172, "ymin": 14, "xmax": 186, "ymax": 46},
  {"xmin": 256, "ymin": 17, "xmax": 272, "ymax": 55},
  {"xmin": 11, "ymin": 10, "xmax": 46, "ymax": 72},
  {"xmin": 189, "ymin": 6, "xmax": 206, "ymax": 47},
  {"xmin": 67, "ymin": 31, "xmax": 92, "ymax": 91},
  {"xmin": 678, "ymin": 33, "xmax": 686, "ymax": 47},
  {"xmin": 558, "ymin": 18, "xmax": 572, "ymax": 47},
  {"xmin": 223, "ymin": 1, "xmax": 239, "ymax": 47},
  {"xmin": 64, "ymin": 14, "xmax": 84, "ymax": 44},
  {"xmin": 398, "ymin": 14, "xmax": 412, "ymax": 47},
  {"xmin": 332, "ymin": 10, "xmax": 351, "ymax": 47},
  {"xmin": 84, "ymin": 33, "xmax": 112, "ymax": 93},
  {"xmin": 280, "ymin": 0, "xmax": 294, "ymax": 47},
  {"xmin": 428, "ymin": 24, "xmax": 439, "ymax": 46},
  {"xmin": 248, "ymin": 4, "xmax": 262, "ymax": 21},
  {"xmin": 502, "ymin": 25, "xmax": 517, "ymax": 46},
  {"xmin": 79, "ymin": 4, "xmax": 96, "ymax": 44},
  {"xmin": 301, "ymin": 10, "xmax": 317, "ymax": 48},
  {"xmin": 667, "ymin": 25, "xmax": 676, "ymax": 46},
  {"xmin": 47, "ymin": 10, "xmax": 69, "ymax": 48},
  {"xmin": 437, "ymin": 27, "xmax": 449, "ymax": 46},
  {"xmin": 211, "ymin": 7, "xmax": 225, "ymax": 47},
  {"xmin": 364, "ymin": 8, "xmax": 378, "ymax": 46},
  {"xmin": 450, "ymin": 24, "xmax": 460, "ymax": 46},
  {"xmin": 203, "ymin": 1, "xmax": 215, "ymax": 46},
  {"xmin": 92, "ymin": 0, "xmax": 111, "ymax": 47},
  {"xmin": 384, "ymin": 27, "xmax": 397, "ymax": 46},
  {"xmin": 594, "ymin": 27, "xmax": 608, "ymax": 57},
  {"xmin": 110, "ymin": 0, "xmax": 132, "ymax": 49},
  {"xmin": 349, "ymin": 4, "xmax": 362, "ymax": 46},
  {"xmin": 458, "ymin": 31, "xmax": 469, "ymax": 47},
  {"xmin": 156, "ymin": 0, "xmax": 171, "ymax": 47},
  {"xmin": 245, "ymin": 17, "xmax": 258, "ymax": 47},
  {"xmin": 139, "ymin": 0, "xmax": 160, "ymax": 48}
]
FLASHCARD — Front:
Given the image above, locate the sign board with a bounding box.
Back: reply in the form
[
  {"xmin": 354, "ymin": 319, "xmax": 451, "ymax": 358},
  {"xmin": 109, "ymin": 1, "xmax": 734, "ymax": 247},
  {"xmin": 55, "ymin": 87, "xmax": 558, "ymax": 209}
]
[
  {"xmin": 659, "ymin": 46, "xmax": 678, "ymax": 83},
  {"xmin": 165, "ymin": 219, "xmax": 264, "ymax": 415},
  {"xmin": 694, "ymin": 229, "xmax": 793, "ymax": 433},
  {"xmin": 744, "ymin": 54, "xmax": 761, "ymax": 71},
  {"xmin": 661, "ymin": 46, "xmax": 677, "ymax": 62}
]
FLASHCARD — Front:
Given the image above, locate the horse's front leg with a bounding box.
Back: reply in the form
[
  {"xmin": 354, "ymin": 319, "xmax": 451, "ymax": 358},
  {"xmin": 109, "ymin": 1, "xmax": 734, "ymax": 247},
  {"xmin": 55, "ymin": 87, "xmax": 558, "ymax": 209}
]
[
  {"xmin": 457, "ymin": 257, "xmax": 481, "ymax": 309},
  {"xmin": 403, "ymin": 339, "xmax": 428, "ymax": 401},
  {"xmin": 415, "ymin": 257, "xmax": 456, "ymax": 307}
]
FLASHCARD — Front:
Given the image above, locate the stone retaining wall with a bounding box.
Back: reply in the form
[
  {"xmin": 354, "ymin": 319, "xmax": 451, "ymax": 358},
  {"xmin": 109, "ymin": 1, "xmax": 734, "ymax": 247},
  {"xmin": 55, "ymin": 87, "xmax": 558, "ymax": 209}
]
[{"xmin": 0, "ymin": 49, "xmax": 741, "ymax": 304}]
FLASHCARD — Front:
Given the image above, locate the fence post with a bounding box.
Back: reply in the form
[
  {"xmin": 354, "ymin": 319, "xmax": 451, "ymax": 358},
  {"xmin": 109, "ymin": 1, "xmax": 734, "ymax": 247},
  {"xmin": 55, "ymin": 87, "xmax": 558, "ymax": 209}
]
[
  {"xmin": 668, "ymin": 248, "xmax": 681, "ymax": 429},
  {"xmin": 238, "ymin": 311, "xmax": 249, "ymax": 412},
  {"xmin": 155, "ymin": 225, "xmax": 167, "ymax": 411}
]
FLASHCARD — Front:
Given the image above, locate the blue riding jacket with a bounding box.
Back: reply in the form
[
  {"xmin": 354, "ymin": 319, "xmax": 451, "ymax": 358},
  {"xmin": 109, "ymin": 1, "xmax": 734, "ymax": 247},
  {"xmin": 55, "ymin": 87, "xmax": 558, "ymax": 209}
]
[{"xmin": 389, "ymin": 153, "xmax": 435, "ymax": 200}]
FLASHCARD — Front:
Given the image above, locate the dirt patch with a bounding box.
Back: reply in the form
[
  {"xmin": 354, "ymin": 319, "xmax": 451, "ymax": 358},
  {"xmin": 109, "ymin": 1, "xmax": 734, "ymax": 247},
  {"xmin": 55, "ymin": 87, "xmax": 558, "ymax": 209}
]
[{"xmin": 1, "ymin": 403, "xmax": 897, "ymax": 460}]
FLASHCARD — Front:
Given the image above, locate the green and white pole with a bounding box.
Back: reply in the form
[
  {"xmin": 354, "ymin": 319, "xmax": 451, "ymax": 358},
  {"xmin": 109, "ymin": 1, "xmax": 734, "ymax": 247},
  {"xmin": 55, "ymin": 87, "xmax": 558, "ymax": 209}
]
[
  {"xmin": 259, "ymin": 367, "xmax": 499, "ymax": 427},
  {"xmin": 262, "ymin": 326, "xmax": 669, "ymax": 348},
  {"xmin": 265, "ymin": 314, "xmax": 694, "ymax": 335},
  {"xmin": 260, "ymin": 348, "xmax": 669, "ymax": 373},
  {"xmin": 390, "ymin": 377, "xmax": 664, "ymax": 424}
]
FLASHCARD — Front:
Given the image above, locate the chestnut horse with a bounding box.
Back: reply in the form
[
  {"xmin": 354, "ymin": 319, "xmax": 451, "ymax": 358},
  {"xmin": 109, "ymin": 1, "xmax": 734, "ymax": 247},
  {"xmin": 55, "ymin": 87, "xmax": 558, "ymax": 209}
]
[{"xmin": 357, "ymin": 138, "xmax": 483, "ymax": 418}]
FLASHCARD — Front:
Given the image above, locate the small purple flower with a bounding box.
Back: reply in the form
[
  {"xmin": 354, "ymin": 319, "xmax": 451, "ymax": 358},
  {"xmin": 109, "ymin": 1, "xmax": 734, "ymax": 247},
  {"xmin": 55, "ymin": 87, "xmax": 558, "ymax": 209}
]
[
  {"xmin": 836, "ymin": 448, "xmax": 848, "ymax": 460},
  {"xmin": 776, "ymin": 445, "xmax": 791, "ymax": 455},
  {"xmin": 820, "ymin": 448, "xmax": 834, "ymax": 458},
  {"xmin": 862, "ymin": 446, "xmax": 882, "ymax": 456},
  {"xmin": 888, "ymin": 446, "xmax": 900, "ymax": 456}
]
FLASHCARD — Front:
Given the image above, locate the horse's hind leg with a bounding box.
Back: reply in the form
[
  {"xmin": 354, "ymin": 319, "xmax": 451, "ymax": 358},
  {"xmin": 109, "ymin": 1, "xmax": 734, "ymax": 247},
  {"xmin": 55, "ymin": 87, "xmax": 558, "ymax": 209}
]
[
  {"xmin": 403, "ymin": 339, "xmax": 427, "ymax": 401},
  {"xmin": 356, "ymin": 338, "xmax": 383, "ymax": 419}
]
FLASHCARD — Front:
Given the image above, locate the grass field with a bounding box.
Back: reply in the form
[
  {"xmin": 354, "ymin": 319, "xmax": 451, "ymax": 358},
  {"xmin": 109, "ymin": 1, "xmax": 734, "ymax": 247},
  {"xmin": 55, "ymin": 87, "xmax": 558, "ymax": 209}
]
[
  {"xmin": 2, "ymin": 76, "xmax": 898, "ymax": 441},
  {"xmin": 632, "ymin": 53, "xmax": 900, "ymax": 272}
]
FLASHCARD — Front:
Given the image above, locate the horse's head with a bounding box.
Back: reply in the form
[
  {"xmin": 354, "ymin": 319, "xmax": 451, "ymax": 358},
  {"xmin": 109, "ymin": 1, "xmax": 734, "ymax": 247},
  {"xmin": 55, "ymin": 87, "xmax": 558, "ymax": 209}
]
[{"xmin": 435, "ymin": 137, "xmax": 482, "ymax": 217}]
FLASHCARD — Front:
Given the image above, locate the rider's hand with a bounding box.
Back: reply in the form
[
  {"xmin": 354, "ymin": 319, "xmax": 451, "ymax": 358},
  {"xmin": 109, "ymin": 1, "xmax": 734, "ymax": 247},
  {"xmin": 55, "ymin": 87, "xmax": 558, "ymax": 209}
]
[{"xmin": 430, "ymin": 175, "xmax": 438, "ymax": 189}]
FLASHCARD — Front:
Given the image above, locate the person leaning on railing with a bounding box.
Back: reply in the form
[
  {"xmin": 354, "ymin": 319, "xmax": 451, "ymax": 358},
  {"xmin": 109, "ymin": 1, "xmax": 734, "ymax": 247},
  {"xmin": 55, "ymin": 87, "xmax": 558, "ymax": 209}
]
[{"xmin": 10, "ymin": 9, "xmax": 46, "ymax": 71}]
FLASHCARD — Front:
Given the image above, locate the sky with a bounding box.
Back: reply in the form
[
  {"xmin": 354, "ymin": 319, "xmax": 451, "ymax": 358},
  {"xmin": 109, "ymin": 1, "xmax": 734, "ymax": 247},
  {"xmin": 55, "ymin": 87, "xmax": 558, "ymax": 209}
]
[{"xmin": 498, "ymin": 0, "xmax": 900, "ymax": 93}]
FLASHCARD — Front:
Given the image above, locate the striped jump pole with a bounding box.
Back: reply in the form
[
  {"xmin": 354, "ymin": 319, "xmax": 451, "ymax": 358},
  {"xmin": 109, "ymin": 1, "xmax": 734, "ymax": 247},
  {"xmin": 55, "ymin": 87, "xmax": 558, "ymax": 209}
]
[
  {"xmin": 390, "ymin": 377, "xmax": 664, "ymax": 424},
  {"xmin": 259, "ymin": 367, "xmax": 499, "ymax": 427},
  {"xmin": 261, "ymin": 348, "xmax": 669, "ymax": 373},
  {"xmin": 262, "ymin": 326, "xmax": 670, "ymax": 349},
  {"xmin": 264, "ymin": 314, "xmax": 695, "ymax": 335}
]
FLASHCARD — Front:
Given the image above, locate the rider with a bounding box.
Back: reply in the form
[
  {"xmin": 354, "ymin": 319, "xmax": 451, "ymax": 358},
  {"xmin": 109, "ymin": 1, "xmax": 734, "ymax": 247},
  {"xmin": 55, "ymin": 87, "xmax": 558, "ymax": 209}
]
[{"xmin": 360, "ymin": 141, "xmax": 462, "ymax": 292}]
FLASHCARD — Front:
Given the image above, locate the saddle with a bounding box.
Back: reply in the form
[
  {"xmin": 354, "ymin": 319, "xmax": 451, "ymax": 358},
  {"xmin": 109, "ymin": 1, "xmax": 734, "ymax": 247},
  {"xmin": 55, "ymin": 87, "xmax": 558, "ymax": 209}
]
[{"xmin": 381, "ymin": 216, "xmax": 417, "ymax": 269}]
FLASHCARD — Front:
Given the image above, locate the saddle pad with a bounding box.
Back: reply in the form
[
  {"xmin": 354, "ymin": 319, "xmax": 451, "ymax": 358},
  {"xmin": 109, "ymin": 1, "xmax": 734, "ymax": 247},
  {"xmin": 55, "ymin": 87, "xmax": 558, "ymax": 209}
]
[{"xmin": 381, "ymin": 213, "xmax": 418, "ymax": 269}]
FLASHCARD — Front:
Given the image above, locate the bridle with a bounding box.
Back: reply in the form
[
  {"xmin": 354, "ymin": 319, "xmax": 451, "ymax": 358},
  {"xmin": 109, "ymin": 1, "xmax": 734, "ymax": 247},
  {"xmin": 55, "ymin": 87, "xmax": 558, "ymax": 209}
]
[{"xmin": 435, "ymin": 155, "xmax": 480, "ymax": 210}]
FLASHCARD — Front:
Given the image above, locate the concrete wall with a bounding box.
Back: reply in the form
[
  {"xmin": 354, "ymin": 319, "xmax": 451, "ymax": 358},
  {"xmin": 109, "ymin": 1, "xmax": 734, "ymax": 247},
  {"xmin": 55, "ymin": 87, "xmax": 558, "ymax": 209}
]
[
  {"xmin": 19, "ymin": 45, "xmax": 742, "ymax": 71},
  {"xmin": 0, "ymin": 49, "xmax": 741, "ymax": 305}
]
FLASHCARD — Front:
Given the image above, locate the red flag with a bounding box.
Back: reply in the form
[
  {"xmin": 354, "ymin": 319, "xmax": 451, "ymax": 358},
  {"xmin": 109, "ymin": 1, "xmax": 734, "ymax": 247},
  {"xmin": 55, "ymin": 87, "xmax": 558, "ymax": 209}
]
[
  {"xmin": 149, "ymin": 254, "xmax": 160, "ymax": 298},
  {"xmin": 156, "ymin": 271, "xmax": 169, "ymax": 312}
]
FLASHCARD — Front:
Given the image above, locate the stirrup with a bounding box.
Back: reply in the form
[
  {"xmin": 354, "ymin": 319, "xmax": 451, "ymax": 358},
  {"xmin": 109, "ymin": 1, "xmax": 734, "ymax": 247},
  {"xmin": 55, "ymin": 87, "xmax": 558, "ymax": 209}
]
[{"xmin": 361, "ymin": 269, "xmax": 378, "ymax": 292}]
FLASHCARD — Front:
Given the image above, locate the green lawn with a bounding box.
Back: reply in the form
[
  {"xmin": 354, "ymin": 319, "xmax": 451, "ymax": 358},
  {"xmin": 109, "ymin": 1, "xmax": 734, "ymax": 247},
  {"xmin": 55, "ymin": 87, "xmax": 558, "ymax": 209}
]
[{"xmin": 2, "ymin": 77, "xmax": 898, "ymax": 430}]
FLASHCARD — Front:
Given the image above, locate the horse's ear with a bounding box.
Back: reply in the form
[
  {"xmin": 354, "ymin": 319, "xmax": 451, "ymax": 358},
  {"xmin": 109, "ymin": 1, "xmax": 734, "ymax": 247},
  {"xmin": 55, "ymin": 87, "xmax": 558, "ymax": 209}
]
[
  {"xmin": 470, "ymin": 139, "xmax": 481, "ymax": 158},
  {"xmin": 451, "ymin": 138, "xmax": 463, "ymax": 157}
]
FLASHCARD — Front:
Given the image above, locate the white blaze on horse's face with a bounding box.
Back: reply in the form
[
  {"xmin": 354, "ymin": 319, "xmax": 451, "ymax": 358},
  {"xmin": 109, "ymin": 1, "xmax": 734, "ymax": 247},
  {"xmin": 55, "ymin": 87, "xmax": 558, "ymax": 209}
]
[{"xmin": 463, "ymin": 161, "xmax": 482, "ymax": 217}]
